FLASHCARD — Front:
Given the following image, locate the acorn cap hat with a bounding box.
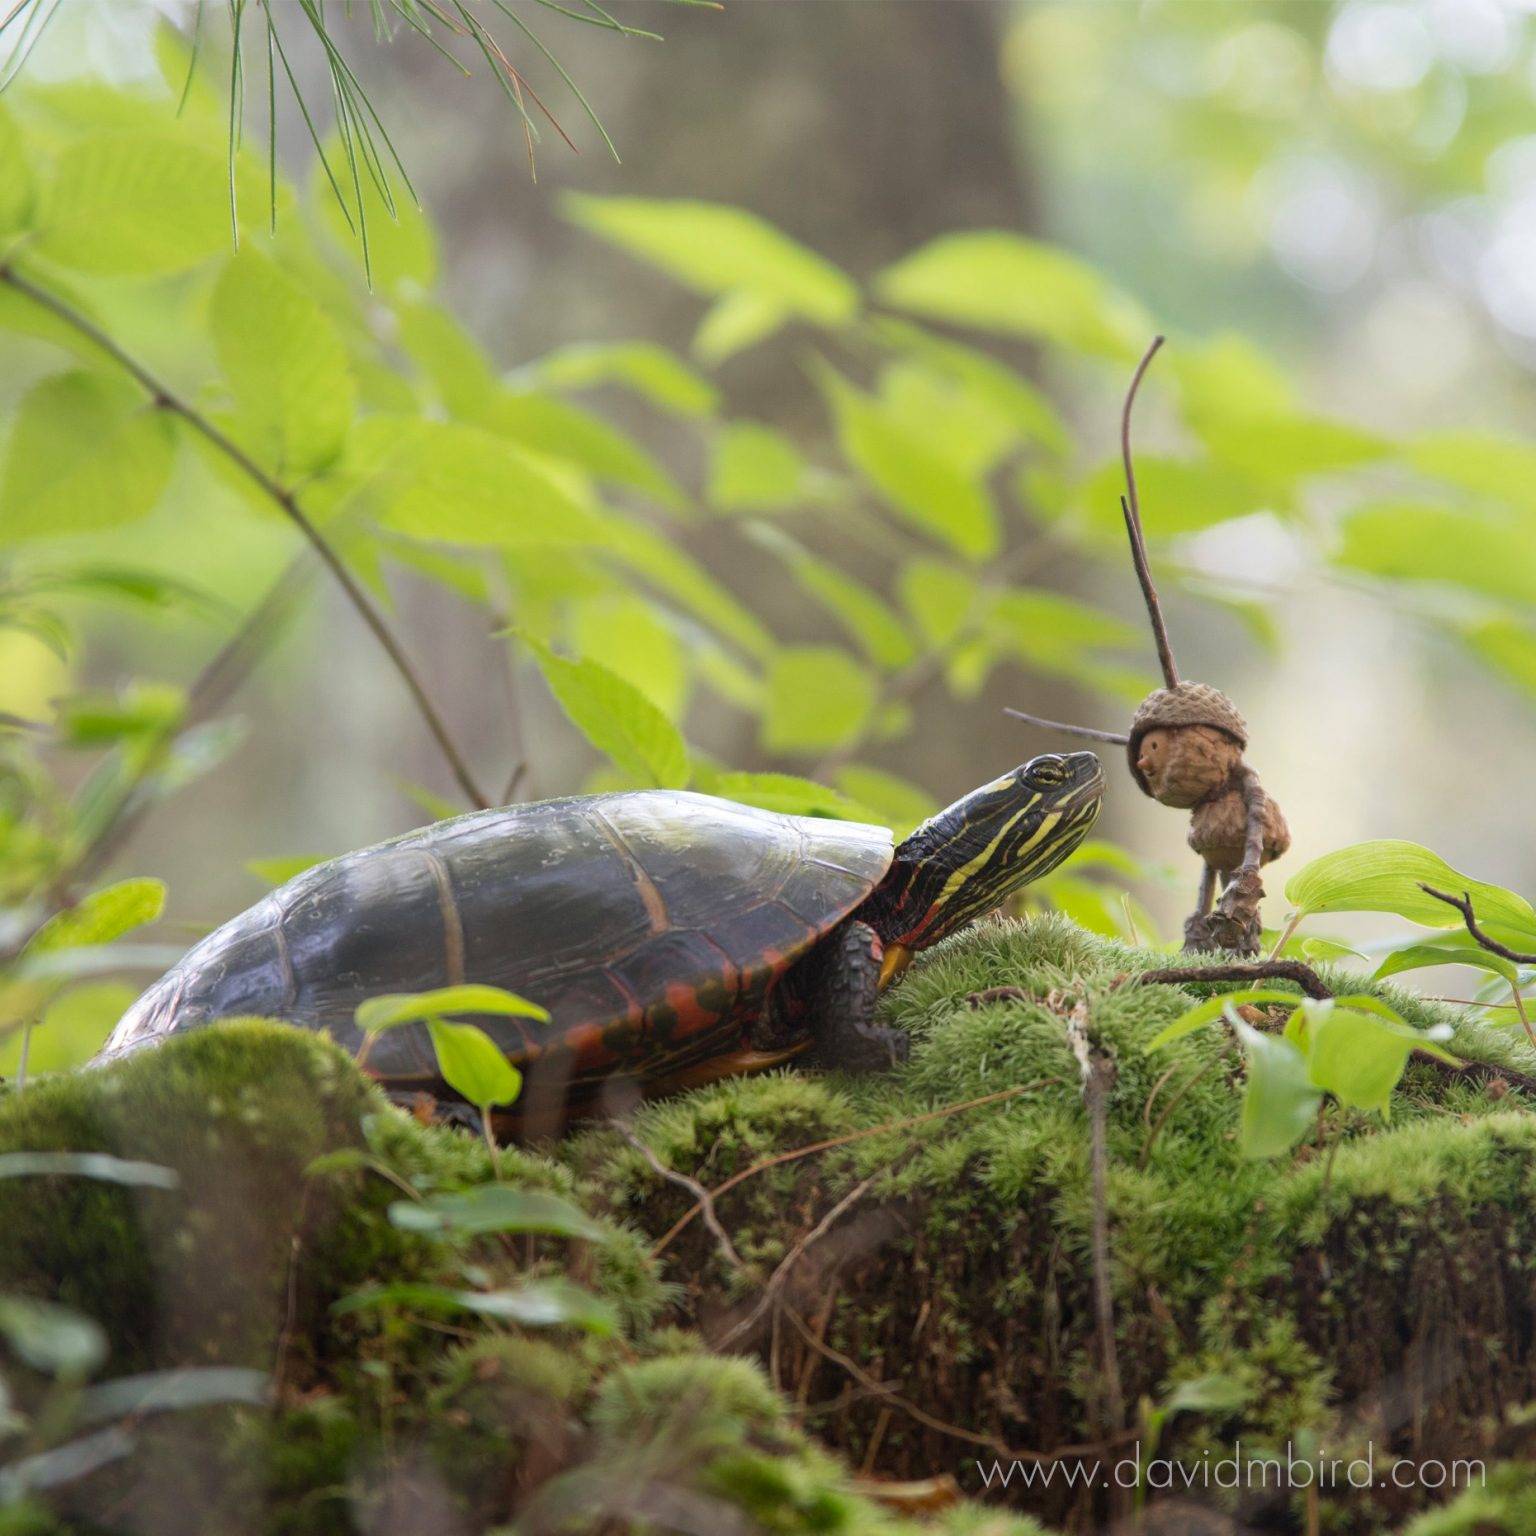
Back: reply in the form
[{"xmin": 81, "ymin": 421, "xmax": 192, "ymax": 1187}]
[{"xmin": 1127, "ymin": 681, "xmax": 1247, "ymax": 797}]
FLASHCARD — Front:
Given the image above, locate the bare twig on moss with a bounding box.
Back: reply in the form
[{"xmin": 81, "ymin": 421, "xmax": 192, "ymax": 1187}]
[
  {"xmin": 651, "ymin": 1081, "xmax": 1062, "ymax": 1256},
  {"xmin": 1126, "ymin": 959, "xmax": 1333, "ymax": 1001},
  {"xmin": 618, "ymin": 1125, "xmax": 743, "ymax": 1274},
  {"xmin": 0, "ymin": 264, "xmax": 491, "ymax": 811},
  {"xmin": 1420, "ymin": 884, "xmax": 1536, "ymax": 966}
]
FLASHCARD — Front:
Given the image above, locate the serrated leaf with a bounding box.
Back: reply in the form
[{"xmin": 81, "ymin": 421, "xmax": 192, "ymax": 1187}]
[
  {"xmin": 356, "ymin": 984, "xmax": 549, "ymax": 1035},
  {"xmin": 532, "ymin": 342, "xmax": 718, "ymax": 417},
  {"xmin": 564, "ymin": 194, "xmax": 857, "ymax": 325},
  {"xmin": 1233, "ymin": 1020, "xmax": 1321, "ymax": 1159},
  {"xmin": 875, "ymin": 232, "xmax": 1150, "ymax": 358},
  {"xmin": 1285, "ymin": 841, "xmax": 1536, "ymax": 948},
  {"xmin": 209, "ymin": 250, "xmax": 355, "ymax": 476},
  {"xmin": 25, "ymin": 878, "xmax": 166, "ymax": 957},
  {"xmin": 709, "ymin": 423, "xmax": 807, "ymax": 513},
  {"xmin": 339, "ymin": 419, "xmax": 602, "ymax": 546},
  {"xmin": 817, "ymin": 365, "xmax": 997, "ymax": 559},
  {"xmin": 426, "ymin": 1018, "xmax": 523, "ymax": 1109},
  {"xmin": 0, "ymin": 372, "xmax": 175, "ymax": 541},
  {"xmin": 762, "ymin": 647, "xmax": 877, "ymax": 756},
  {"xmin": 521, "ymin": 634, "xmax": 690, "ymax": 788},
  {"xmin": 35, "ymin": 131, "xmax": 227, "ymax": 276},
  {"xmin": 387, "ymin": 1185, "xmax": 607, "ymax": 1241}
]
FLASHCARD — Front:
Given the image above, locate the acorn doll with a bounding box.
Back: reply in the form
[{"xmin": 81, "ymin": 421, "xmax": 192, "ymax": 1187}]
[{"xmin": 1009, "ymin": 338, "xmax": 1290, "ymax": 957}]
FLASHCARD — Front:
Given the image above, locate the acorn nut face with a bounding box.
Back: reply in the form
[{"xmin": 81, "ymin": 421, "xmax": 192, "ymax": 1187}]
[{"xmin": 1134, "ymin": 724, "xmax": 1243, "ymax": 809}]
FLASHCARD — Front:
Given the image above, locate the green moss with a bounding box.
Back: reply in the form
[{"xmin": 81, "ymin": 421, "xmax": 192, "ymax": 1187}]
[{"xmin": 1398, "ymin": 1465, "xmax": 1536, "ymax": 1533}]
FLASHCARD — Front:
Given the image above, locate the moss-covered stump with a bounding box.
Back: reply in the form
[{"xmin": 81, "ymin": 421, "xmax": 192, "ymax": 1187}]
[
  {"xmin": 579, "ymin": 916, "xmax": 1536, "ymax": 1534},
  {"xmin": 0, "ymin": 1019, "xmax": 1048, "ymax": 1536}
]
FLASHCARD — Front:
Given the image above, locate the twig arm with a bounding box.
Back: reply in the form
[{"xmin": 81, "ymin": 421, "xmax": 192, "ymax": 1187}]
[{"xmin": 1004, "ymin": 708, "xmax": 1130, "ymax": 746}]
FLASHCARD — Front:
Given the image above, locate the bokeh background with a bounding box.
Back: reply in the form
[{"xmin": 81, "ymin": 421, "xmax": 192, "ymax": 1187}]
[{"xmin": 7, "ymin": 0, "xmax": 1536, "ymax": 980}]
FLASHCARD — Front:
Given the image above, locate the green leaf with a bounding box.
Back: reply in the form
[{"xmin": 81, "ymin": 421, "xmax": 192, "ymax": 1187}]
[
  {"xmin": 1284, "ymin": 841, "xmax": 1536, "ymax": 948},
  {"xmin": 0, "ymin": 983, "xmax": 135, "ymax": 1077},
  {"xmin": 0, "ymin": 105, "xmax": 35, "ymax": 235},
  {"xmin": 427, "ymin": 1018, "xmax": 523, "ymax": 1109},
  {"xmin": 339, "ymin": 418, "xmax": 602, "ymax": 546},
  {"xmin": 395, "ymin": 299, "xmax": 499, "ymax": 419},
  {"xmin": 899, "ymin": 559, "xmax": 980, "ymax": 649},
  {"xmin": 35, "ymin": 131, "xmax": 227, "ymax": 276},
  {"xmin": 387, "ymin": 1185, "xmax": 607, "ymax": 1241},
  {"xmin": 0, "ymin": 1152, "xmax": 177, "ymax": 1188},
  {"xmin": 482, "ymin": 391, "xmax": 684, "ymax": 510},
  {"xmin": 335, "ymin": 1278, "xmax": 615, "ymax": 1334},
  {"xmin": 1146, "ymin": 988, "xmax": 1305, "ymax": 1051},
  {"xmin": 564, "ymin": 194, "xmax": 858, "ymax": 325},
  {"xmin": 693, "ymin": 289, "xmax": 788, "ymax": 364},
  {"xmin": 521, "ymin": 634, "xmax": 690, "ymax": 788},
  {"xmin": 25, "ymin": 878, "xmax": 166, "ymax": 957},
  {"xmin": 531, "ymin": 342, "xmax": 718, "ymax": 418},
  {"xmin": 1198, "ymin": 413, "xmax": 1388, "ymax": 481},
  {"xmin": 1, "ymin": 372, "xmax": 175, "ymax": 541},
  {"xmin": 1336, "ymin": 503, "xmax": 1536, "ymax": 607},
  {"xmin": 1233, "ymin": 1020, "xmax": 1321, "ymax": 1159},
  {"xmin": 761, "ymin": 647, "xmax": 877, "ymax": 756},
  {"xmin": 709, "ymin": 423, "xmax": 808, "ymax": 513},
  {"xmin": 1465, "ymin": 617, "xmax": 1536, "ymax": 699},
  {"xmin": 1073, "ymin": 456, "xmax": 1277, "ymax": 539},
  {"xmin": 832, "ymin": 766, "xmax": 937, "ymax": 835},
  {"xmin": 246, "ymin": 855, "xmax": 327, "ymax": 888},
  {"xmin": 0, "ymin": 1296, "xmax": 106, "ymax": 1377},
  {"xmin": 1171, "ymin": 332, "xmax": 1296, "ymax": 430},
  {"xmin": 1408, "ymin": 432, "xmax": 1536, "ymax": 516},
  {"xmin": 355, "ymin": 984, "xmax": 550, "ymax": 1036},
  {"xmin": 817, "ymin": 365, "xmax": 997, "ymax": 559},
  {"xmin": 875, "ymin": 232, "xmax": 1150, "ymax": 358},
  {"xmin": 568, "ymin": 594, "xmax": 687, "ymax": 719},
  {"xmin": 692, "ymin": 769, "xmax": 880, "ymax": 824},
  {"xmin": 1373, "ymin": 942, "xmax": 1519, "ymax": 986},
  {"xmin": 1300, "ymin": 1001, "xmax": 1437, "ymax": 1117},
  {"xmin": 747, "ymin": 525, "xmax": 913, "ymax": 669},
  {"xmin": 988, "ymin": 589, "xmax": 1143, "ymax": 673},
  {"xmin": 210, "ymin": 250, "xmax": 355, "ymax": 476}
]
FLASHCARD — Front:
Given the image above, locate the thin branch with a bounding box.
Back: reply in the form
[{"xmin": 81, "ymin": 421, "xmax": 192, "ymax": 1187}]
[
  {"xmin": 1420, "ymin": 884, "xmax": 1536, "ymax": 966},
  {"xmin": 1126, "ymin": 959, "xmax": 1332, "ymax": 1000},
  {"xmin": 1119, "ymin": 334, "xmax": 1178, "ymax": 690},
  {"xmin": 0, "ymin": 264, "xmax": 491, "ymax": 811},
  {"xmin": 618, "ymin": 1125, "xmax": 743, "ymax": 1273},
  {"xmin": 1003, "ymin": 708, "xmax": 1130, "ymax": 746}
]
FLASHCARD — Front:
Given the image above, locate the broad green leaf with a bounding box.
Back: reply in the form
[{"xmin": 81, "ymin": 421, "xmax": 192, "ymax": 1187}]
[
  {"xmin": 532, "ymin": 341, "xmax": 718, "ymax": 417},
  {"xmin": 335, "ymin": 1279, "xmax": 615, "ymax": 1334},
  {"xmin": 356, "ymin": 984, "xmax": 550, "ymax": 1036},
  {"xmin": 875, "ymin": 232, "xmax": 1150, "ymax": 358},
  {"xmin": 1198, "ymin": 413, "xmax": 1388, "ymax": 481},
  {"xmin": 692, "ymin": 769, "xmax": 880, "ymax": 825},
  {"xmin": 395, "ymin": 299, "xmax": 499, "ymax": 418},
  {"xmin": 0, "ymin": 105, "xmax": 34, "ymax": 235},
  {"xmin": 818, "ymin": 365, "xmax": 997, "ymax": 559},
  {"xmin": 988, "ymin": 589, "xmax": 1142, "ymax": 672},
  {"xmin": 246, "ymin": 855, "xmax": 327, "ymax": 888},
  {"xmin": 0, "ymin": 372, "xmax": 175, "ymax": 540},
  {"xmin": 388, "ymin": 1185, "xmax": 606, "ymax": 1241},
  {"xmin": 899, "ymin": 559, "xmax": 981, "ymax": 648},
  {"xmin": 873, "ymin": 318, "xmax": 1069, "ymax": 457},
  {"xmin": 0, "ymin": 1296, "xmax": 106, "ymax": 1377},
  {"xmin": 0, "ymin": 1152, "xmax": 177, "ymax": 1187},
  {"xmin": 1233, "ymin": 1020, "xmax": 1321, "ymax": 1159},
  {"xmin": 568, "ymin": 594, "xmax": 687, "ymax": 719},
  {"xmin": 25, "ymin": 878, "xmax": 166, "ymax": 956},
  {"xmin": 1409, "ymin": 432, "xmax": 1536, "ymax": 516},
  {"xmin": 762, "ymin": 647, "xmax": 877, "ymax": 755},
  {"xmin": 602, "ymin": 519, "xmax": 776, "ymax": 661},
  {"xmin": 35, "ymin": 131, "xmax": 227, "ymax": 275},
  {"xmin": 1336, "ymin": 503, "xmax": 1536, "ymax": 607},
  {"xmin": 210, "ymin": 250, "xmax": 356, "ymax": 476},
  {"xmin": 1303, "ymin": 1005, "xmax": 1421, "ymax": 1117},
  {"xmin": 76, "ymin": 1367, "xmax": 267, "ymax": 1422},
  {"xmin": 748, "ymin": 525, "xmax": 914, "ymax": 669},
  {"xmin": 1285, "ymin": 841, "xmax": 1536, "ymax": 948},
  {"xmin": 313, "ymin": 139, "xmax": 436, "ymax": 292},
  {"xmin": 564, "ymin": 194, "xmax": 858, "ymax": 325},
  {"xmin": 1146, "ymin": 988, "xmax": 1305, "ymax": 1051},
  {"xmin": 709, "ymin": 423, "xmax": 808, "ymax": 512},
  {"xmin": 1373, "ymin": 942, "xmax": 1518, "ymax": 986},
  {"xmin": 483, "ymin": 391, "xmax": 684, "ymax": 510},
  {"xmin": 1172, "ymin": 332, "xmax": 1295, "ymax": 430},
  {"xmin": 427, "ymin": 1018, "xmax": 523, "ymax": 1108},
  {"xmin": 833, "ymin": 766, "xmax": 937, "ymax": 834},
  {"xmin": 693, "ymin": 289, "xmax": 788, "ymax": 364},
  {"xmin": 1073, "ymin": 456, "xmax": 1277, "ymax": 539},
  {"xmin": 521, "ymin": 634, "xmax": 690, "ymax": 789},
  {"xmin": 339, "ymin": 418, "xmax": 602, "ymax": 546},
  {"xmin": 877, "ymin": 360, "xmax": 1018, "ymax": 480},
  {"xmin": 1466, "ymin": 617, "xmax": 1536, "ymax": 699},
  {"xmin": 0, "ymin": 983, "xmax": 135, "ymax": 1077}
]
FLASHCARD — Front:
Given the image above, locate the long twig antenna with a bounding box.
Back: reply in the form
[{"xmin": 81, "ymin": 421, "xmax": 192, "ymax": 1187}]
[{"xmin": 1120, "ymin": 334, "xmax": 1180, "ymax": 691}]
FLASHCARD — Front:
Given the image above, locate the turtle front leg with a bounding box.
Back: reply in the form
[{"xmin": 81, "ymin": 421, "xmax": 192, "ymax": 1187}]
[{"xmin": 803, "ymin": 920, "xmax": 910, "ymax": 1072}]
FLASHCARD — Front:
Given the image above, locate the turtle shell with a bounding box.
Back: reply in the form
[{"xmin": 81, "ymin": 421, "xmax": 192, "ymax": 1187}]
[
  {"xmin": 1126, "ymin": 681, "xmax": 1247, "ymax": 797},
  {"xmin": 100, "ymin": 792, "xmax": 894, "ymax": 1102}
]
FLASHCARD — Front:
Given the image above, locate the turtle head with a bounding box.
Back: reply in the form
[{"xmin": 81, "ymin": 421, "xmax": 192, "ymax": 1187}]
[{"xmin": 867, "ymin": 751, "xmax": 1104, "ymax": 978}]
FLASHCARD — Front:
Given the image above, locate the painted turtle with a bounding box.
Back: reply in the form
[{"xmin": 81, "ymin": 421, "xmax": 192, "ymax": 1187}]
[{"xmin": 100, "ymin": 752, "xmax": 1103, "ymax": 1124}]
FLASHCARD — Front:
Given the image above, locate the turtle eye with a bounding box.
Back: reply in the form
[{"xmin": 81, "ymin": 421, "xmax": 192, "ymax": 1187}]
[{"xmin": 1027, "ymin": 757, "xmax": 1067, "ymax": 788}]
